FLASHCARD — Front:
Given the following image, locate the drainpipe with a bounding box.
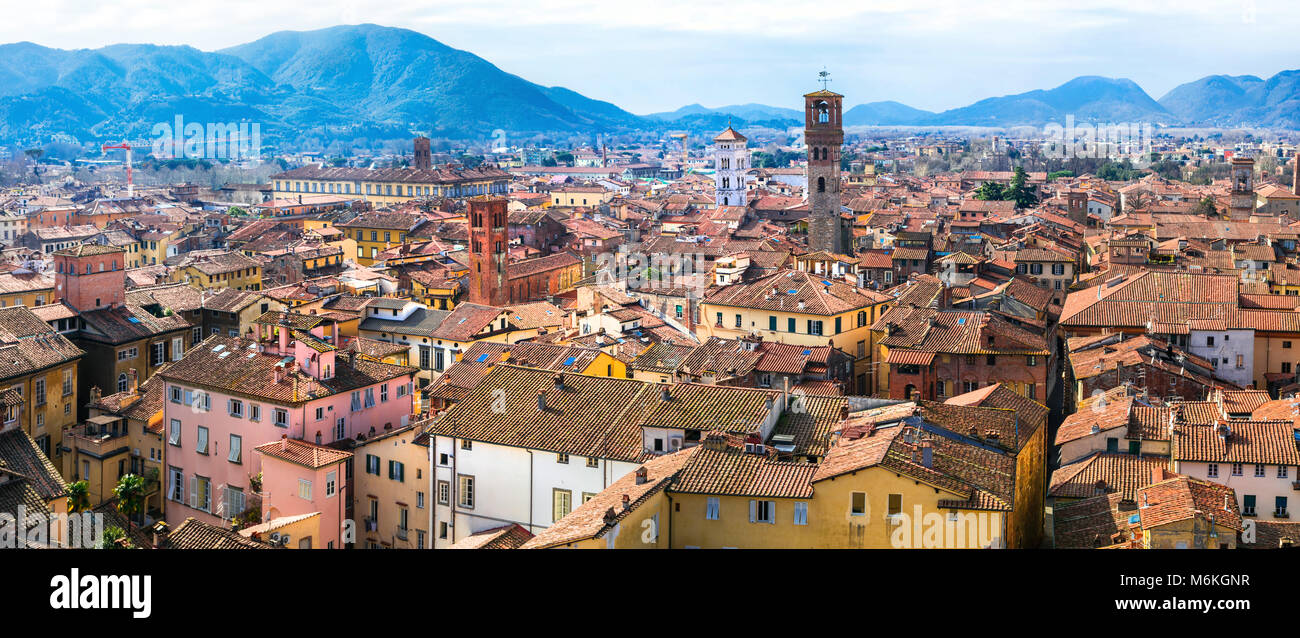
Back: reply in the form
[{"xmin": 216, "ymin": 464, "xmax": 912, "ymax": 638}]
[
  {"xmin": 427, "ymin": 434, "xmax": 434, "ymax": 550},
  {"xmin": 527, "ymin": 450, "xmax": 534, "ymax": 533}
]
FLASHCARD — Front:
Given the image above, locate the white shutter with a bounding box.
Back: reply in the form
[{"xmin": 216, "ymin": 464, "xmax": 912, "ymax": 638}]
[
  {"xmin": 189, "ymin": 477, "xmax": 198, "ymax": 509},
  {"xmin": 749, "ymin": 500, "xmax": 756, "ymax": 523},
  {"xmin": 768, "ymin": 501, "xmax": 777, "ymax": 524}
]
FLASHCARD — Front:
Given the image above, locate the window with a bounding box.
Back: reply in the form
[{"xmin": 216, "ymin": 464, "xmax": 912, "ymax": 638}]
[
  {"xmin": 351, "ymin": 391, "xmax": 362, "ymax": 412},
  {"xmin": 887, "ymin": 494, "xmax": 902, "ymax": 516},
  {"xmin": 168, "ymin": 419, "xmax": 181, "ymax": 446},
  {"xmin": 117, "ymin": 347, "xmax": 138, "ymax": 361},
  {"xmin": 416, "ymin": 491, "xmax": 425, "ymax": 509},
  {"xmin": 437, "ymin": 480, "xmax": 450, "ymax": 505},
  {"xmin": 1207, "ymin": 463, "xmax": 1219, "ymax": 478},
  {"xmin": 191, "ymin": 475, "xmax": 211, "ymax": 512},
  {"xmin": 389, "ymin": 460, "xmax": 405, "ymax": 482},
  {"xmin": 364, "ymin": 388, "xmax": 375, "ymax": 408},
  {"xmin": 586, "ymin": 456, "xmax": 599, "ymax": 468},
  {"xmin": 1256, "ymin": 464, "xmax": 1267, "ymax": 478},
  {"xmin": 366, "ymin": 454, "xmax": 380, "ymax": 475},
  {"xmin": 249, "ymin": 404, "xmax": 261, "ymax": 422},
  {"xmin": 33, "ymin": 379, "xmax": 44, "ymax": 406},
  {"xmin": 788, "ymin": 317, "xmax": 796, "ymax": 333},
  {"xmin": 1243, "ymin": 494, "xmax": 1257, "ymax": 516},
  {"xmin": 1206, "ymin": 336, "xmax": 1215, "ymax": 346},
  {"xmin": 808, "ymin": 320, "xmax": 823, "ymax": 336},
  {"xmin": 851, "ymin": 492, "xmax": 866, "ymax": 516},
  {"xmin": 228, "ymin": 434, "xmax": 241, "ymax": 463},
  {"xmin": 556, "ymin": 453, "xmax": 569, "ymax": 464},
  {"xmin": 794, "ymin": 502, "xmax": 808, "ymax": 525},
  {"xmin": 1286, "ymin": 341, "xmax": 1294, "ymax": 349},
  {"xmin": 196, "ymin": 426, "xmax": 209, "ymax": 454},
  {"xmin": 735, "ymin": 314, "xmax": 742, "ymax": 328},
  {"xmin": 458, "ymin": 475, "xmax": 475, "ymax": 508},
  {"xmin": 273, "ymin": 409, "xmax": 288, "ymax": 428},
  {"xmin": 229, "ymin": 399, "xmax": 243, "ymax": 418},
  {"xmin": 1277, "ymin": 496, "xmax": 1289, "ymax": 517},
  {"xmin": 749, "ymin": 499, "xmax": 775, "ymax": 524},
  {"xmin": 380, "ymin": 384, "xmax": 388, "ymax": 403},
  {"xmin": 172, "ymin": 337, "xmax": 184, "ymax": 361},
  {"xmin": 298, "ymin": 479, "xmax": 312, "ymax": 500},
  {"xmin": 335, "ymin": 418, "xmax": 345, "ymax": 441},
  {"xmin": 170, "ymin": 386, "xmax": 183, "ymax": 404},
  {"xmin": 168, "ymin": 467, "xmax": 184, "ymax": 502},
  {"xmin": 326, "ymin": 471, "xmax": 336, "ymax": 497},
  {"xmin": 553, "ymin": 489, "xmax": 573, "ymax": 522},
  {"xmin": 1280, "ymin": 466, "xmax": 1290, "ymax": 479},
  {"xmin": 1232, "ymin": 462, "xmax": 1244, "ymax": 476},
  {"xmin": 461, "ymin": 439, "xmax": 472, "ymax": 451},
  {"xmin": 61, "ymin": 369, "xmax": 72, "ymax": 397},
  {"xmin": 1027, "ymin": 356, "xmax": 1037, "ymax": 366},
  {"xmin": 706, "ymin": 497, "xmax": 720, "ymax": 520},
  {"xmin": 151, "ymin": 342, "xmax": 165, "ymax": 366}
]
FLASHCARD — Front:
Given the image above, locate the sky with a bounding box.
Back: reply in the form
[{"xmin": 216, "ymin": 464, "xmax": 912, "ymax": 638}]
[{"xmin": 7, "ymin": 0, "xmax": 1300, "ymax": 114}]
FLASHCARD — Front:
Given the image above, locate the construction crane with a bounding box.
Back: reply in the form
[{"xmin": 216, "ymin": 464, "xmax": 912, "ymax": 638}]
[{"xmin": 101, "ymin": 142, "xmax": 134, "ymax": 198}]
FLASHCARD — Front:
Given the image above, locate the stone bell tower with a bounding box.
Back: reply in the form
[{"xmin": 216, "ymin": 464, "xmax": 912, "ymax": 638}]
[
  {"xmin": 713, "ymin": 125, "xmax": 748, "ymax": 207},
  {"xmin": 805, "ymin": 76, "xmax": 845, "ymax": 254}
]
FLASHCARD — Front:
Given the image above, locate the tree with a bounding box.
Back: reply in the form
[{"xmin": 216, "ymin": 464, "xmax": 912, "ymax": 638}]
[
  {"xmin": 1124, "ymin": 190, "xmax": 1152, "ymax": 216},
  {"xmin": 113, "ymin": 474, "xmax": 147, "ymax": 527},
  {"xmin": 1193, "ymin": 195, "xmax": 1218, "ymax": 216},
  {"xmin": 1006, "ymin": 166, "xmax": 1039, "ymax": 209},
  {"xmin": 974, "ymin": 181, "xmax": 1006, "ymax": 201},
  {"xmin": 101, "ymin": 526, "xmax": 135, "ymax": 550},
  {"xmin": 68, "ymin": 480, "xmax": 90, "ymax": 514},
  {"xmin": 23, "ymin": 148, "xmax": 42, "ymax": 183}
]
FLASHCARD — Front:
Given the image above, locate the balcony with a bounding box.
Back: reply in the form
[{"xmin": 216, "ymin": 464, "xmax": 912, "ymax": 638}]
[
  {"xmin": 395, "ymin": 527, "xmax": 409, "ymax": 541},
  {"xmin": 65, "ymin": 416, "xmax": 129, "ymax": 458},
  {"xmin": 364, "ymin": 517, "xmax": 378, "ymax": 533},
  {"xmin": 1275, "ymin": 509, "xmax": 1290, "ymax": 519}
]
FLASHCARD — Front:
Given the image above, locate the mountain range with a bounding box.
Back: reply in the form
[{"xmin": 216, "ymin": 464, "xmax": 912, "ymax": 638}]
[{"xmin": 1, "ymin": 23, "xmax": 1300, "ymax": 149}]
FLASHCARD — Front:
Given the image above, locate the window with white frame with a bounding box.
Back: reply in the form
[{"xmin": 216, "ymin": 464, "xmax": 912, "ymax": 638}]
[
  {"xmin": 228, "ymin": 399, "xmax": 243, "ymax": 418},
  {"xmin": 325, "ymin": 471, "xmax": 336, "ymax": 497},
  {"xmin": 750, "ymin": 499, "xmax": 775, "ymax": 524},
  {"xmin": 794, "ymin": 502, "xmax": 808, "ymax": 525},
  {"xmin": 196, "ymin": 426, "xmax": 209, "ymax": 454},
  {"xmin": 172, "ymin": 337, "xmax": 184, "ymax": 361},
  {"xmin": 168, "ymin": 467, "xmax": 184, "ymax": 502},
  {"xmin": 298, "ymin": 479, "xmax": 312, "ymax": 500},
  {"xmin": 228, "ymin": 434, "xmax": 241, "ymax": 463},
  {"xmin": 706, "ymin": 497, "xmax": 720, "ymax": 520},
  {"xmin": 168, "ymin": 419, "xmax": 181, "ymax": 446},
  {"xmin": 273, "ymin": 408, "xmax": 288, "ymax": 427}
]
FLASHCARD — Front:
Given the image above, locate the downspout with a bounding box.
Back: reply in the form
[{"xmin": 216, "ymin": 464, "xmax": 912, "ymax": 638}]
[
  {"xmin": 527, "ymin": 450, "xmax": 534, "ymax": 533},
  {"xmin": 428, "ymin": 434, "xmax": 434, "ymax": 549}
]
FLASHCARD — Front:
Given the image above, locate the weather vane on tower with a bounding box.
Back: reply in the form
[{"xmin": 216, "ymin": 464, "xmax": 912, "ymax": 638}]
[{"xmin": 818, "ymin": 68, "xmax": 831, "ymax": 91}]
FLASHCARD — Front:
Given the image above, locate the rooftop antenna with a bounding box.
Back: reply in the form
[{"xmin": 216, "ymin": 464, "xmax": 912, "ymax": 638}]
[{"xmin": 818, "ymin": 68, "xmax": 832, "ymax": 91}]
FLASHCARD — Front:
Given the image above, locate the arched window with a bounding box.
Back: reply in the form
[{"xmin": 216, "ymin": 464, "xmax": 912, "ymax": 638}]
[
  {"xmin": 818, "ymin": 177, "xmax": 826, "ymax": 192},
  {"xmin": 117, "ymin": 373, "xmax": 128, "ymax": 393}
]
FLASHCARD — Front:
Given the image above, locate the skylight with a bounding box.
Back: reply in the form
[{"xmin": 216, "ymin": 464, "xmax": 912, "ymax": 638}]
[{"xmin": 475, "ymin": 353, "xmax": 490, "ymax": 363}]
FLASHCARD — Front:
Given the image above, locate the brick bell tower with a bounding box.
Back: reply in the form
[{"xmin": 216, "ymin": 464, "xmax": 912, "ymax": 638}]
[
  {"xmin": 805, "ymin": 78, "xmax": 846, "ymax": 255},
  {"xmin": 467, "ymin": 197, "xmax": 509, "ymax": 306},
  {"xmin": 54, "ymin": 244, "xmax": 126, "ymax": 312}
]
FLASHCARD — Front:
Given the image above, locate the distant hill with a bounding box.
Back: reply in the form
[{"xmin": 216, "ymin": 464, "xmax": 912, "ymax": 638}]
[
  {"xmin": 926, "ymin": 76, "xmax": 1176, "ymax": 127},
  {"xmin": 843, "ymin": 101, "xmax": 934, "ymax": 126},
  {"xmin": 1160, "ymin": 70, "xmax": 1300, "ymax": 128},
  {"xmin": 646, "ymin": 103, "xmax": 801, "ymax": 123},
  {"xmin": 5, "ymin": 24, "xmax": 1300, "ymax": 149}
]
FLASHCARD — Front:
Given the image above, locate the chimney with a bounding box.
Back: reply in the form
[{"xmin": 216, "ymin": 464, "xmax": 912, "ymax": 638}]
[
  {"xmin": 1152, "ymin": 466, "xmax": 1170, "ymax": 484},
  {"xmin": 603, "ymin": 507, "xmax": 617, "ymax": 525},
  {"xmin": 621, "ymin": 494, "xmax": 631, "ymax": 510},
  {"xmin": 553, "ymin": 373, "xmax": 564, "ymax": 391},
  {"xmin": 128, "ymin": 368, "xmax": 138, "ymax": 395},
  {"xmin": 920, "ymin": 440, "xmax": 933, "ymax": 468},
  {"xmin": 89, "ymin": 385, "xmax": 102, "ymax": 404},
  {"xmin": 150, "ymin": 521, "xmax": 169, "ymax": 549},
  {"xmin": 537, "ymin": 391, "xmax": 547, "ymax": 411},
  {"xmin": 635, "ymin": 467, "xmax": 648, "ymax": 484},
  {"xmin": 280, "ymin": 434, "xmax": 288, "ymax": 452},
  {"xmin": 660, "ymin": 384, "xmax": 671, "ymax": 401}
]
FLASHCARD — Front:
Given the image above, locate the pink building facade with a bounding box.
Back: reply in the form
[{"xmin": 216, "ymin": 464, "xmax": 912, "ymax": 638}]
[{"xmin": 160, "ymin": 322, "xmax": 417, "ymax": 542}]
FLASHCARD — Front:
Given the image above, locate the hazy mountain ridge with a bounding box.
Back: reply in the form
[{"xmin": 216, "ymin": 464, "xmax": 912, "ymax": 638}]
[{"xmin": 2, "ymin": 24, "xmax": 1300, "ymax": 147}]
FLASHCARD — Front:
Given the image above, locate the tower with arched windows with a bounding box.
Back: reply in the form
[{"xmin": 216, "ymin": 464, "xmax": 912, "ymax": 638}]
[
  {"xmin": 805, "ymin": 87, "xmax": 845, "ymax": 254},
  {"xmin": 467, "ymin": 197, "xmax": 509, "ymax": 306},
  {"xmin": 713, "ymin": 125, "xmax": 748, "ymax": 207}
]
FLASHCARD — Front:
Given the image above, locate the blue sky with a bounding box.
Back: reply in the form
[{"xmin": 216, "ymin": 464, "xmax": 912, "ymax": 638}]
[{"xmin": 11, "ymin": 0, "xmax": 1299, "ymax": 113}]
